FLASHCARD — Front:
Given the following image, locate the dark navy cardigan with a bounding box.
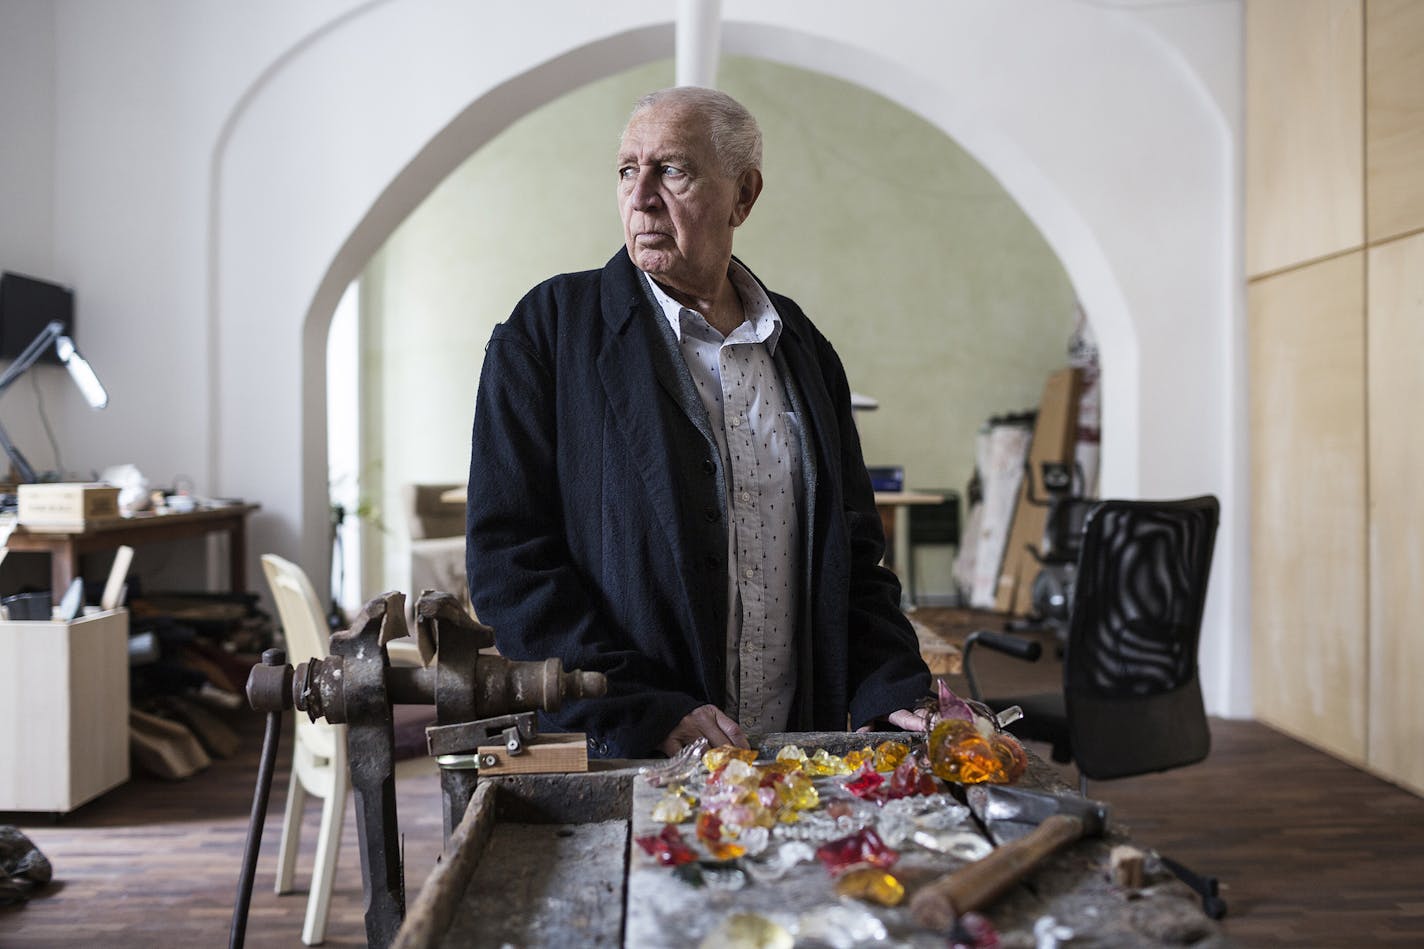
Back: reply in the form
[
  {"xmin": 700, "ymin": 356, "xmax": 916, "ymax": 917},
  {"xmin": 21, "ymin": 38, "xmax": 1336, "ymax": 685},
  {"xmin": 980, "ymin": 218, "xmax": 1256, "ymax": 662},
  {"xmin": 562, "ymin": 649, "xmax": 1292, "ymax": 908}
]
[{"xmin": 466, "ymin": 249, "xmax": 930, "ymax": 757}]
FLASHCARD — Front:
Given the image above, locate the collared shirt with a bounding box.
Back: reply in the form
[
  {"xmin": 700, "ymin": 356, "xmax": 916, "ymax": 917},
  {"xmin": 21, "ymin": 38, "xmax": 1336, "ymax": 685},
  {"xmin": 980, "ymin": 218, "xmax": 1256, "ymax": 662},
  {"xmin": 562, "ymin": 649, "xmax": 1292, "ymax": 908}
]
[{"xmin": 644, "ymin": 263, "xmax": 803, "ymax": 734}]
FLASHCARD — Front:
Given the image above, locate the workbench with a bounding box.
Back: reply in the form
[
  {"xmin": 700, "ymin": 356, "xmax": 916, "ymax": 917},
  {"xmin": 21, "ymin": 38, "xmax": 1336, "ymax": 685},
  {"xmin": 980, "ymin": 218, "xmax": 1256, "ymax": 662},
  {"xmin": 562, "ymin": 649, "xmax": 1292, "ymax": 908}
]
[{"xmin": 394, "ymin": 732, "xmax": 1230, "ymax": 948}]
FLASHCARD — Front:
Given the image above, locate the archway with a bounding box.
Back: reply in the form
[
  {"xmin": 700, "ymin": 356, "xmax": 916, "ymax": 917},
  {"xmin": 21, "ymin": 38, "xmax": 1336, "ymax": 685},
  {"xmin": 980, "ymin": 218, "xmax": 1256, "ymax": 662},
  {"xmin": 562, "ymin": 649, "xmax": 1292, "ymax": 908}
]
[{"xmin": 214, "ymin": 3, "xmax": 1242, "ymax": 713}]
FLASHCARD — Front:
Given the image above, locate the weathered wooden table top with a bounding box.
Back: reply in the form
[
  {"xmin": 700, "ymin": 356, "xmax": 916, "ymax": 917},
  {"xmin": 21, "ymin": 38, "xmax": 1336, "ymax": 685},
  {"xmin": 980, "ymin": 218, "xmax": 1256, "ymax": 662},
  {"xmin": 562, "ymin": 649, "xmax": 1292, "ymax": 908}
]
[{"xmin": 396, "ymin": 732, "xmax": 1230, "ymax": 948}]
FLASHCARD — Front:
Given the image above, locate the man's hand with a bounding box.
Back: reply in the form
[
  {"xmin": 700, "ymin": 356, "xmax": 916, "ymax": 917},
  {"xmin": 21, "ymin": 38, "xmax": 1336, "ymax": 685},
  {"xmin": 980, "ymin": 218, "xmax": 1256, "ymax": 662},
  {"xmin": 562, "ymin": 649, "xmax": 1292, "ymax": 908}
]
[
  {"xmin": 659, "ymin": 704, "xmax": 749, "ymax": 757},
  {"xmin": 856, "ymin": 708, "xmax": 932, "ymax": 734}
]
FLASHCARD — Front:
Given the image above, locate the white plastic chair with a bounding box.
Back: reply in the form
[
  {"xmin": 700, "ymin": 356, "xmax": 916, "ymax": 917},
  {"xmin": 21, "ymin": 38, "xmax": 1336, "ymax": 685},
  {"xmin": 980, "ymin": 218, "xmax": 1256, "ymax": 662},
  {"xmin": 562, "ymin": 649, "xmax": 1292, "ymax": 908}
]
[{"xmin": 261, "ymin": 554, "xmax": 431, "ymax": 943}]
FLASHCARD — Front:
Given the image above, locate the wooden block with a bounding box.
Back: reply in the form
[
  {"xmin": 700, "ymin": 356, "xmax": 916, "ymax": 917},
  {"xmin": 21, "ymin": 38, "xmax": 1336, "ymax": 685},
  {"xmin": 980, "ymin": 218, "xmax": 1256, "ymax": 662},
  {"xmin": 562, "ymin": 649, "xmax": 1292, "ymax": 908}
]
[
  {"xmin": 1110, "ymin": 844, "xmax": 1145, "ymax": 889},
  {"xmin": 476, "ymin": 734, "xmax": 588, "ymax": 775},
  {"xmin": 995, "ymin": 368, "xmax": 1081, "ymax": 615}
]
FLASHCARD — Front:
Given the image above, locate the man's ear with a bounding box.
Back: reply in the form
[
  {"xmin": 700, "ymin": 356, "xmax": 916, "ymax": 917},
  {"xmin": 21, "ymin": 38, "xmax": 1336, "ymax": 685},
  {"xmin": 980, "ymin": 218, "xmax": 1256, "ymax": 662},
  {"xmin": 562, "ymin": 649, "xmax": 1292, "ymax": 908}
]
[{"xmin": 729, "ymin": 168, "xmax": 763, "ymax": 227}]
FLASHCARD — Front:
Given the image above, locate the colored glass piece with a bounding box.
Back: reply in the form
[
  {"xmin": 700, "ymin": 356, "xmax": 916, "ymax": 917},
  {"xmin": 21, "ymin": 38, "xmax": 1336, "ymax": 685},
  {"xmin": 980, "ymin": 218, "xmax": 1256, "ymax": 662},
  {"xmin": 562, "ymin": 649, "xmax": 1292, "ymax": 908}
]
[
  {"xmin": 951, "ymin": 911, "xmax": 1002, "ymax": 949},
  {"xmin": 651, "ymin": 791, "xmax": 694, "ymax": 824},
  {"xmin": 803, "ymin": 748, "xmax": 852, "ymax": 777},
  {"xmin": 843, "ymin": 746, "xmax": 874, "ymax": 770},
  {"xmin": 704, "ymin": 745, "xmax": 758, "ymax": 772},
  {"xmin": 927, "ymin": 718, "xmax": 1014, "ymax": 784},
  {"xmin": 814, "ymin": 827, "xmax": 898, "ymax": 874},
  {"xmin": 775, "ymin": 744, "xmax": 808, "ymax": 764},
  {"xmin": 873, "ymin": 740, "xmax": 910, "ymax": 772},
  {"xmin": 834, "ymin": 866, "xmax": 905, "ymax": 906},
  {"xmin": 697, "ymin": 913, "xmax": 793, "ymax": 949},
  {"xmin": 636, "ymin": 824, "xmax": 698, "ymax": 866},
  {"xmin": 991, "ymin": 732, "xmax": 1029, "ymax": 783},
  {"xmin": 845, "ymin": 766, "xmax": 886, "ymax": 799}
]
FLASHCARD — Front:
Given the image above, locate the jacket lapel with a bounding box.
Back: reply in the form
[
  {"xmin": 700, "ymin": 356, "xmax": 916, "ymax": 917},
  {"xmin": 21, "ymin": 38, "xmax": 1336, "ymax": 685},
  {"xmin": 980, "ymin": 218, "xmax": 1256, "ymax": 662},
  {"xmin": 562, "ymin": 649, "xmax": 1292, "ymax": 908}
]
[{"xmin": 596, "ymin": 252, "xmax": 724, "ymax": 698}]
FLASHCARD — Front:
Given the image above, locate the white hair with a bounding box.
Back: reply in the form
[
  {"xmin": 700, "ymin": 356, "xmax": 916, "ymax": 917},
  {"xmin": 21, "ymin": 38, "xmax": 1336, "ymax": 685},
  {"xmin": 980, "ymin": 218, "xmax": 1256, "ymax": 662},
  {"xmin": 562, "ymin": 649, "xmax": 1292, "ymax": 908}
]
[{"xmin": 627, "ymin": 87, "xmax": 763, "ymax": 178}]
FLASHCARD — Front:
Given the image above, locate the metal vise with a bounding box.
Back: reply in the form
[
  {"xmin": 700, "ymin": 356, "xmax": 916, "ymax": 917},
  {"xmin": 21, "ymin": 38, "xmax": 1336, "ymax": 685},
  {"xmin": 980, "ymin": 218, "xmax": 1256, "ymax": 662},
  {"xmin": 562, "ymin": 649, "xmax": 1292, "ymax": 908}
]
[{"xmin": 244, "ymin": 589, "xmax": 606, "ymax": 949}]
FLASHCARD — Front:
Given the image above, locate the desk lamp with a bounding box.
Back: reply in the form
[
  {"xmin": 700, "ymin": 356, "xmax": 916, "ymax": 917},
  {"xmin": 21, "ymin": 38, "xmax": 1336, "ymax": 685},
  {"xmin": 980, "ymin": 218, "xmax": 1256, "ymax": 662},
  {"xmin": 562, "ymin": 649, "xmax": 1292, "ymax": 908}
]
[{"xmin": 0, "ymin": 319, "xmax": 109, "ymax": 483}]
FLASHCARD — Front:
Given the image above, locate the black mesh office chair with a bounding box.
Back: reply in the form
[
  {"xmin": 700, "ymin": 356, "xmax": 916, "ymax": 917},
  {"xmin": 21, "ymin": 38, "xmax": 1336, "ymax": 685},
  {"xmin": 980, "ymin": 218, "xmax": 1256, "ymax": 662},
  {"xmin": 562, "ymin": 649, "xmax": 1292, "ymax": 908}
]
[
  {"xmin": 906, "ymin": 489, "xmax": 960, "ymax": 606},
  {"xmin": 962, "ymin": 495, "xmax": 1225, "ymax": 917}
]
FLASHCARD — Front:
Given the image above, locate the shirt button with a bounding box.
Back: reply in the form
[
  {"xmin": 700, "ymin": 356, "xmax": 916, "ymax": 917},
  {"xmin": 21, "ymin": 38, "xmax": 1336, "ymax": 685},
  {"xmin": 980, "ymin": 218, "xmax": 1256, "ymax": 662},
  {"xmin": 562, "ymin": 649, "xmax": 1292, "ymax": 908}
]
[
  {"xmin": 743, "ymin": 567, "xmax": 755, "ymax": 579},
  {"xmin": 702, "ymin": 459, "xmax": 716, "ymax": 475},
  {"xmin": 729, "ymin": 417, "xmax": 740, "ymax": 429},
  {"xmin": 704, "ymin": 507, "xmax": 719, "ymax": 522},
  {"xmin": 740, "ymin": 491, "xmax": 751, "ymax": 503}
]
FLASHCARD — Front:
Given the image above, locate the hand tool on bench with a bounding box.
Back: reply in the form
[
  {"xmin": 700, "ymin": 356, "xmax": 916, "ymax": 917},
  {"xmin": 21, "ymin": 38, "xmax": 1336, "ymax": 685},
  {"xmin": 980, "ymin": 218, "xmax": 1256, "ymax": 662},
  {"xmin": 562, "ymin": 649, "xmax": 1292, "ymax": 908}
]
[{"xmin": 910, "ymin": 785, "xmax": 1109, "ymax": 931}]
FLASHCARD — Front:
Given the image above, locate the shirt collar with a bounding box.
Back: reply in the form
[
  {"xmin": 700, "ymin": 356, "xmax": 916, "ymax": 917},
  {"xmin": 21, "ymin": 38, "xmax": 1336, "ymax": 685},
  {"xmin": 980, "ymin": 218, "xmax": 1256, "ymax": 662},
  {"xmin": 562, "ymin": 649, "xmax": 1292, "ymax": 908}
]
[{"xmin": 644, "ymin": 261, "xmax": 782, "ymax": 353}]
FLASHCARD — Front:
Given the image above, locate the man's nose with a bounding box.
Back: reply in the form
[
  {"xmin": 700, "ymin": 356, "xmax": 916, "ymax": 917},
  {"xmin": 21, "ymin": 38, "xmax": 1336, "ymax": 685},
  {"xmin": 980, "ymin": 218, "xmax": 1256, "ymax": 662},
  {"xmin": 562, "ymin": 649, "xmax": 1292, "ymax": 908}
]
[{"xmin": 629, "ymin": 169, "xmax": 660, "ymax": 210}]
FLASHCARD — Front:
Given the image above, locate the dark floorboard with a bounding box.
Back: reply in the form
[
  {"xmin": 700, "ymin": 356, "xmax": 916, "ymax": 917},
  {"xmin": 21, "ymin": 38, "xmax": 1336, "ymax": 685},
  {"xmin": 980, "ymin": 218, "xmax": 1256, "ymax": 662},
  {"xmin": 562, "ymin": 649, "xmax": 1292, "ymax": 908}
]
[{"xmin": 3, "ymin": 624, "xmax": 1422, "ymax": 947}]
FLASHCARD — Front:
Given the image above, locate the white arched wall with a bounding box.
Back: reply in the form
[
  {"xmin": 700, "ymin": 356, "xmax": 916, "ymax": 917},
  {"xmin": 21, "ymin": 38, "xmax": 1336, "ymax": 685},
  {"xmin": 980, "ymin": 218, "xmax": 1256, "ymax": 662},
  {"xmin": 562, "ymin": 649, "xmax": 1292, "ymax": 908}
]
[{"xmin": 214, "ymin": 0, "xmax": 1247, "ymax": 716}]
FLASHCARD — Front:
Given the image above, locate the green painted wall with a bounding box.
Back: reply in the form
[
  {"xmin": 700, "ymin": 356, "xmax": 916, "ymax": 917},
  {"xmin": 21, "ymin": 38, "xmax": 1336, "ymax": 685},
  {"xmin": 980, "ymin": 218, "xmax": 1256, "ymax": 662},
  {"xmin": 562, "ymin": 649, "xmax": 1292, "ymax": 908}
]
[{"xmin": 361, "ymin": 57, "xmax": 1075, "ymax": 596}]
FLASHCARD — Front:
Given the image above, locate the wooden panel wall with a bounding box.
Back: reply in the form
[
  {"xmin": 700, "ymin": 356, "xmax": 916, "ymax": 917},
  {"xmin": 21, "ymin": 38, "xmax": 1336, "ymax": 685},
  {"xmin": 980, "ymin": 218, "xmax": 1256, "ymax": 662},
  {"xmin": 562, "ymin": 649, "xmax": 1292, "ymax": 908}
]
[
  {"xmin": 1246, "ymin": 0, "xmax": 1363, "ymax": 277},
  {"xmin": 1366, "ymin": 0, "xmax": 1424, "ymax": 242},
  {"xmin": 1248, "ymin": 254, "xmax": 1368, "ymax": 764},
  {"xmin": 1367, "ymin": 232, "xmax": 1424, "ymax": 793},
  {"xmin": 1247, "ymin": 0, "xmax": 1424, "ymax": 795}
]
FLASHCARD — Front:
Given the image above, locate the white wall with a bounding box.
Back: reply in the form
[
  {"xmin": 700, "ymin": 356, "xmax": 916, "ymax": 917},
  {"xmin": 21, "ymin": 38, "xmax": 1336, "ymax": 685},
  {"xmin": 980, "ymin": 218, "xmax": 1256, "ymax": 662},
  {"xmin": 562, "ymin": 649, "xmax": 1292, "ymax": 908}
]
[{"xmin": 1, "ymin": 0, "xmax": 1248, "ymax": 716}]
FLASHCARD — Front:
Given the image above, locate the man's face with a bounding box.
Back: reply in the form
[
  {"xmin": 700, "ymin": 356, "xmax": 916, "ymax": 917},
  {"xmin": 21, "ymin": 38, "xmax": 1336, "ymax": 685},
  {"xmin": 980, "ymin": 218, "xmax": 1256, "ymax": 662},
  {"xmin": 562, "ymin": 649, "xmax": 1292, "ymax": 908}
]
[{"xmin": 617, "ymin": 102, "xmax": 756, "ymax": 301}]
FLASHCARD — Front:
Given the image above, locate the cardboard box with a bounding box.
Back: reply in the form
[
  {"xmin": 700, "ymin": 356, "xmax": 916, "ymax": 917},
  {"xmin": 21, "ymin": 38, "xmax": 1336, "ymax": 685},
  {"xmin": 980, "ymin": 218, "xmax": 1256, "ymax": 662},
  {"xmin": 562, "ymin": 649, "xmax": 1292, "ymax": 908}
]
[{"xmin": 17, "ymin": 482, "xmax": 121, "ymax": 531}]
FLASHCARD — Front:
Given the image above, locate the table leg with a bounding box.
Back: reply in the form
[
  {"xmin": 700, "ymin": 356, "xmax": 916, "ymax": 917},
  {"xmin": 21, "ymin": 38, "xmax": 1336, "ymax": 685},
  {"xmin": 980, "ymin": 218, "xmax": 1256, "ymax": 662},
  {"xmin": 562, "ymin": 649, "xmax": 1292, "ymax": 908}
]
[
  {"xmin": 228, "ymin": 519, "xmax": 247, "ymax": 592},
  {"xmin": 49, "ymin": 539, "xmax": 78, "ymax": 599}
]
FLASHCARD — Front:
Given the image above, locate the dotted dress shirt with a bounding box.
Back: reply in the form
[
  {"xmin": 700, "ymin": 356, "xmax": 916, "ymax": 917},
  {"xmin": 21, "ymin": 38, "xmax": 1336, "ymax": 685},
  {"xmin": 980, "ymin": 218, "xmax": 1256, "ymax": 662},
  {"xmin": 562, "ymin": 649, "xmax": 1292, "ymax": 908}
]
[{"xmin": 644, "ymin": 264, "xmax": 803, "ymax": 734}]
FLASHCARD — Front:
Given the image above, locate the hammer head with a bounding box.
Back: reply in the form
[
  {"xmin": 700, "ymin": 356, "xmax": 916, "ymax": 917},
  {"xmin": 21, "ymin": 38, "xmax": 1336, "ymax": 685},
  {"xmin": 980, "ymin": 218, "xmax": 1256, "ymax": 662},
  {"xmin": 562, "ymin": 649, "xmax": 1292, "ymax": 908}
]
[{"xmin": 967, "ymin": 785, "xmax": 1109, "ymax": 845}]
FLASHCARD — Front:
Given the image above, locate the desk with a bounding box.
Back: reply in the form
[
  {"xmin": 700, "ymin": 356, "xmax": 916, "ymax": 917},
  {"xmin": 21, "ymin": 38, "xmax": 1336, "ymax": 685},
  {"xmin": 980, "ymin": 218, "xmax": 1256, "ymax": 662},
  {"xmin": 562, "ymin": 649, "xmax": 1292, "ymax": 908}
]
[
  {"xmin": 874, "ymin": 490, "xmax": 945, "ymax": 569},
  {"xmin": 4, "ymin": 503, "xmax": 260, "ymax": 594},
  {"xmin": 399, "ymin": 731, "xmax": 1223, "ymax": 947}
]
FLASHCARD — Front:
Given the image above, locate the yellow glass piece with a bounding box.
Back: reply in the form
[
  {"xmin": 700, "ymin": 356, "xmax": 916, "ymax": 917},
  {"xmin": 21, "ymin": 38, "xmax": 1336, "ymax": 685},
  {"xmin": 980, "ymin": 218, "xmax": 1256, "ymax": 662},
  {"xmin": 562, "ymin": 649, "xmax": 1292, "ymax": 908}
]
[
  {"xmin": 706, "ymin": 839, "xmax": 747, "ymax": 860},
  {"xmin": 927, "ymin": 718, "xmax": 1008, "ymax": 784},
  {"xmin": 697, "ymin": 913, "xmax": 793, "ymax": 949},
  {"xmin": 704, "ymin": 745, "xmax": 759, "ymax": 772},
  {"xmin": 834, "ymin": 867, "xmax": 905, "ymax": 906},
  {"xmin": 775, "ymin": 745, "xmax": 808, "ymax": 763},
  {"xmin": 872, "ymin": 740, "xmax": 910, "ymax": 772},
  {"xmin": 784, "ymin": 772, "xmax": 819, "ymax": 810},
  {"xmin": 761, "ymin": 759, "xmax": 802, "ymax": 777},
  {"xmin": 650, "ymin": 789, "xmax": 694, "ymax": 824},
  {"xmin": 804, "ymin": 748, "xmax": 852, "ymax": 777},
  {"xmin": 843, "ymin": 747, "xmax": 874, "ymax": 770}
]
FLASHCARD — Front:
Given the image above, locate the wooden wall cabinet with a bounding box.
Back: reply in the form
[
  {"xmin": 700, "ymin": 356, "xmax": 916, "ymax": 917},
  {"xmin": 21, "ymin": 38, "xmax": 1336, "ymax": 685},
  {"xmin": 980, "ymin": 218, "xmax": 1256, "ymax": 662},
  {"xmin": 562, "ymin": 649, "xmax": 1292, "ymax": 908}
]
[
  {"xmin": 1246, "ymin": 0, "xmax": 1363, "ymax": 277},
  {"xmin": 1248, "ymin": 0, "xmax": 1424, "ymax": 796},
  {"xmin": 1366, "ymin": 232, "xmax": 1424, "ymax": 793},
  {"xmin": 0, "ymin": 610, "xmax": 130, "ymax": 812},
  {"xmin": 1248, "ymin": 255, "xmax": 1368, "ymax": 765}
]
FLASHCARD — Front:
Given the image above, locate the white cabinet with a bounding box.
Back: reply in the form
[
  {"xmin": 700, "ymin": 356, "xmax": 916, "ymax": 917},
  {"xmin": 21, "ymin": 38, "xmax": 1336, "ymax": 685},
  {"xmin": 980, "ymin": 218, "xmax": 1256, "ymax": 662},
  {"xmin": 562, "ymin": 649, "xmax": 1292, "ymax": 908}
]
[{"xmin": 0, "ymin": 609, "xmax": 130, "ymax": 812}]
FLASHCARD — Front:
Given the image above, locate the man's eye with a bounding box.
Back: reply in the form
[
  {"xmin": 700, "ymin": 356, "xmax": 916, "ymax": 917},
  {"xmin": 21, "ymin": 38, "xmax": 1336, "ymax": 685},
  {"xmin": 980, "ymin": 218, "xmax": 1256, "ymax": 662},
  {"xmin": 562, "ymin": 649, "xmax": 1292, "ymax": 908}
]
[
  {"xmin": 661, "ymin": 165, "xmax": 685, "ymax": 178},
  {"xmin": 618, "ymin": 166, "xmax": 636, "ymax": 180}
]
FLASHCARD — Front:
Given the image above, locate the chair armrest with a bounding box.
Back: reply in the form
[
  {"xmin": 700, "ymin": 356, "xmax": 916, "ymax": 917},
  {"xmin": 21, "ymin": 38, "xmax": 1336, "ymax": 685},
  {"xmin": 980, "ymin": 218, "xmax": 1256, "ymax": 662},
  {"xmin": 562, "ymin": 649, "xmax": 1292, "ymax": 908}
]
[{"xmin": 962, "ymin": 629, "xmax": 1043, "ymax": 702}]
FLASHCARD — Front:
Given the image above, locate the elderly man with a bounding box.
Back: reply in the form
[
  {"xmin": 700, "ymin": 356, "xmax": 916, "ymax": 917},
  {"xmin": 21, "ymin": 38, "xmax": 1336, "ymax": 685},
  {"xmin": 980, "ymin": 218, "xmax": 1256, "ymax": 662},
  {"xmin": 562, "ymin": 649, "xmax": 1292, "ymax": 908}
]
[{"xmin": 466, "ymin": 87, "xmax": 931, "ymax": 758}]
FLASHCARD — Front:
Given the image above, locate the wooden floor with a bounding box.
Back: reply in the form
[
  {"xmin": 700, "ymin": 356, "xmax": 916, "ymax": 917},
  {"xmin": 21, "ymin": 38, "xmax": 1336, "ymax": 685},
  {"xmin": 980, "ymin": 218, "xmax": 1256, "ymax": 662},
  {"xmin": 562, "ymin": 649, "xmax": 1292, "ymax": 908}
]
[{"xmin": 3, "ymin": 631, "xmax": 1422, "ymax": 947}]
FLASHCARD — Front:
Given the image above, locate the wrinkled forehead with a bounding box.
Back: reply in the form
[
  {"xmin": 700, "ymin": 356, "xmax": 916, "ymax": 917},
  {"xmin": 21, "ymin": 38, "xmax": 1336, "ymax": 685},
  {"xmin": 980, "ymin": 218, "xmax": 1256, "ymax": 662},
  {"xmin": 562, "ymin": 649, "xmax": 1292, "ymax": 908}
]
[{"xmin": 618, "ymin": 103, "xmax": 714, "ymax": 162}]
